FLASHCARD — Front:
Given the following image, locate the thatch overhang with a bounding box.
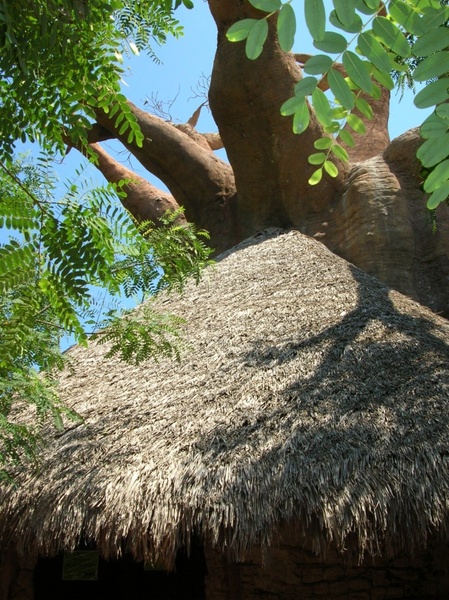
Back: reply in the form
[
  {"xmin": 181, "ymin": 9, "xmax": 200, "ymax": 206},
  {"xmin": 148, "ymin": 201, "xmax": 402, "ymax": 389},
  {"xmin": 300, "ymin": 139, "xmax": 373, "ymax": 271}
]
[{"xmin": 1, "ymin": 229, "xmax": 449, "ymax": 566}]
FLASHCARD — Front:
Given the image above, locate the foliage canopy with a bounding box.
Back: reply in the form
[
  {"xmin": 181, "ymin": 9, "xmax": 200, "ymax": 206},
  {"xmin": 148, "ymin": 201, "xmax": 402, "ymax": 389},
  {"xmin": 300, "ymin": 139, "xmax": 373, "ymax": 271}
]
[{"xmin": 0, "ymin": 0, "xmax": 209, "ymax": 477}]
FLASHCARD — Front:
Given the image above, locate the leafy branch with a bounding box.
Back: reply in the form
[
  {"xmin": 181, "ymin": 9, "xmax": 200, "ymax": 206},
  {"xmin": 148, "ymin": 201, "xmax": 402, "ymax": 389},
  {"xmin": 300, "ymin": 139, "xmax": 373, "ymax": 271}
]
[{"xmin": 227, "ymin": 0, "xmax": 449, "ymax": 210}]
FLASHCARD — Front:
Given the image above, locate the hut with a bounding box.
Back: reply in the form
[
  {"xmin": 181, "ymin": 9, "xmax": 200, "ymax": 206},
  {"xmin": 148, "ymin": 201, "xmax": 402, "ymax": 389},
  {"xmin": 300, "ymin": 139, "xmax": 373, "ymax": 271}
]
[{"xmin": 2, "ymin": 229, "xmax": 449, "ymax": 599}]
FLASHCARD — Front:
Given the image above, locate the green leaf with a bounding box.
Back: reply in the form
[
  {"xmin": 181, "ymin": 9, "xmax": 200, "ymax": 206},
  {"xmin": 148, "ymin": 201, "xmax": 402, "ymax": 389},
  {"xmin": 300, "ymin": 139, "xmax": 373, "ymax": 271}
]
[
  {"xmin": 355, "ymin": 97, "xmax": 374, "ymax": 119},
  {"xmin": 332, "ymin": 0, "xmax": 356, "ymax": 26},
  {"xmin": 308, "ymin": 152, "xmax": 327, "ymax": 165},
  {"xmin": 331, "ymin": 143, "xmax": 349, "ymax": 161},
  {"xmin": 388, "ymin": 0, "xmax": 426, "ymax": 36},
  {"xmin": 303, "ymin": 54, "xmax": 333, "ymax": 75},
  {"xmin": 324, "ymin": 160, "xmax": 339, "ymax": 177},
  {"xmin": 413, "ymin": 28, "xmax": 449, "ymax": 57},
  {"xmin": 292, "ymin": 102, "xmax": 310, "ymax": 134},
  {"xmin": 357, "ymin": 31, "xmax": 394, "ymax": 74},
  {"xmin": 245, "ymin": 18, "xmax": 269, "ymax": 60},
  {"xmin": 329, "ymin": 9, "xmax": 363, "ymax": 33},
  {"xmin": 346, "ymin": 113, "xmax": 366, "ymax": 134},
  {"xmin": 226, "ymin": 19, "xmax": 257, "ymax": 42},
  {"xmin": 304, "ymin": 0, "xmax": 326, "ymax": 41},
  {"xmin": 277, "ymin": 4, "xmax": 296, "ymax": 52},
  {"xmin": 414, "ymin": 78, "xmax": 449, "ymax": 109},
  {"xmin": 328, "ymin": 68, "xmax": 355, "ymax": 110},
  {"xmin": 331, "ymin": 106, "xmax": 348, "ymax": 119},
  {"xmin": 423, "ymin": 159, "xmax": 449, "ymax": 193},
  {"xmin": 421, "ymin": 5, "xmax": 449, "ymax": 29},
  {"xmin": 413, "ymin": 52, "xmax": 449, "ymax": 83},
  {"xmin": 355, "ymin": 0, "xmax": 380, "ymax": 14},
  {"xmin": 248, "ymin": 0, "xmax": 281, "ymax": 11},
  {"xmin": 412, "ymin": 0, "xmax": 441, "ymax": 10},
  {"xmin": 294, "ymin": 76, "xmax": 318, "ymax": 97},
  {"xmin": 314, "ymin": 31, "xmax": 348, "ymax": 53},
  {"xmin": 311, "ymin": 88, "xmax": 333, "ymax": 127},
  {"xmin": 427, "ymin": 180, "xmax": 449, "ymax": 210},
  {"xmin": 372, "ymin": 16, "xmax": 411, "ymax": 58},
  {"xmin": 280, "ymin": 95, "xmax": 305, "ymax": 116},
  {"xmin": 343, "ymin": 50, "xmax": 374, "ymax": 94},
  {"xmin": 371, "ymin": 67, "xmax": 395, "ymax": 90},
  {"xmin": 417, "ymin": 132, "xmax": 449, "ymax": 167},
  {"xmin": 338, "ymin": 129, "xmax": 355, "ymax": 147},
  {"xmin": 420, "ymin": 113, "xmax": 449, "ymax": 139},
  {"xmin": 314, "ymin": 137, "xmax": 333, "ymax": 149},
  {"xmin": 308, "ymin": 168, "xmax": 323, "ymax": 185},
  {"xmin": 436, "ymin": 105, "xmax": 449, "ymax": 120}
]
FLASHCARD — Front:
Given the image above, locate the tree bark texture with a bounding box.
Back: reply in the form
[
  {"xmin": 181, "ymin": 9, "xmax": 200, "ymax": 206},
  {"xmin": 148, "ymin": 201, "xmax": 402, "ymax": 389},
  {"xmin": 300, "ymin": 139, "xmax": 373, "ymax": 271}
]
[{"xmin": 81, "ymin": 0, "xmax": 449, "ymax": 317}]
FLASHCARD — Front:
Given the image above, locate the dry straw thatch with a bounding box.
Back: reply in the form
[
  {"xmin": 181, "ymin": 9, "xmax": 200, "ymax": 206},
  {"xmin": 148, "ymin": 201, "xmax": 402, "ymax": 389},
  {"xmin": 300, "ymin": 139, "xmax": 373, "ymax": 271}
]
[{"xmin": 1, "ymin": 229, "xmax": 449, "ymax": 565}]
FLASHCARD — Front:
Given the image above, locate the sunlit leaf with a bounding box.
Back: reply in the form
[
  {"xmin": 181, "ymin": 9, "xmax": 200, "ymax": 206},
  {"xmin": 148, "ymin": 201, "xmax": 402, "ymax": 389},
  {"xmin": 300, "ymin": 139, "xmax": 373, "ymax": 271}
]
[
  {"xmin": 355, "ymin": 97, "xmax": 374, "ymax": 119},
  {"xmin": 331, "ymin": 143, "xmax": 349, "ymax": 161},
  {"xmin": 346, "ymin": 113, "xmax": 366, "ymax": 134},
  {"xmin": 280, "ymin": 95, "xmax": 305, "ymax": 116},
  {"xmin": 324, "ymin": 122, "xmax": 342, "ymax": 134},
  {"xmin": 292, "ymin": 102, "xmax": 310, "ymax": 134},
  {"xmin": 324, "ymin": 160, "xmax": 339, "ymax": 177},
  {"xmin": 308, "ymin": 168, "xmax": 323, "ymax": 185},
  {"xmin": 304, "ymin": 0, "xmax": 326, "ymax": 41},
  {"xmin": 245, "ymin": 18, "xmax": 269, "ymax": 59},
  {"xmin": 314, "ymin": 137, "xmax": 333, "ymax": 149},
  {"xmin": 338, "ymin": 128, "xmax": 355, "ymax": 147},
  {"xmin": 129, "ymin": 42, "xmax": 139, "ymax": 56},
  {"xmin": 414, "ymin": 78, "xmax": 449, "ymax": 109},
  {"xmin": 371, "ymin": 67, "xmax": 395, "ymax": 90},
  {"xmin": 226, "ymin": 19, "xmax": 257, "ymax": 42},
  {"xmin": 309, "ymin": 152, "xmax": 327, "ymax": 165},
  {"xmin": 277, "ymin": 4, "xmax": 296, "ymax": 52},
  {"xmin": 331, "ymin": 106, "xmax": 348, "ymax": 119}
]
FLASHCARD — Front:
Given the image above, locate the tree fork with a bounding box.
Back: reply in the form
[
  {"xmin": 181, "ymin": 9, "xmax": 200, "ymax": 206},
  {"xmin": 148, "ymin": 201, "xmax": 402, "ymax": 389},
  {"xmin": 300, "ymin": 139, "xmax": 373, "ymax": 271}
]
[{"xmin": 93, "ymin": 102, "xmax": 239, "ymax": 252}]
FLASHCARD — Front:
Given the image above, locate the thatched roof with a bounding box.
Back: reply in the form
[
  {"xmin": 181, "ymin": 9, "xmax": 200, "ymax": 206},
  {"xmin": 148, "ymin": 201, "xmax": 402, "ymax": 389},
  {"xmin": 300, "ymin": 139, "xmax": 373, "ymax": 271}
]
[{"xmin": 2, "ymin": 229, "xmax": 449, "ymax": 565}]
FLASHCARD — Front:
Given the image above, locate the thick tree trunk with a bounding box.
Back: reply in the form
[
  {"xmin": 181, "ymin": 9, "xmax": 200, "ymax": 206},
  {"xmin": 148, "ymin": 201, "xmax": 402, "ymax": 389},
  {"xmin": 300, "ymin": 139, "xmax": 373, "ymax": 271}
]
[
  {"xmin": 81, "ymin": 0, "xmax": 449, "ymax": 316},
  {"xmin": 208, "ymin": 0, "xmax": 347, "ymax": 240}
]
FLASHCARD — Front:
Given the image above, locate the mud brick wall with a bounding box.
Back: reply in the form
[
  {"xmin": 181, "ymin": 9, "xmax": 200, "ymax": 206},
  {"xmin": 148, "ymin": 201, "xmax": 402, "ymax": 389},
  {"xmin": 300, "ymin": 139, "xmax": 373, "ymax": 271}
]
[{"xmin": 205, "ymin": 539, "xmax": 449, "ymax": 599}]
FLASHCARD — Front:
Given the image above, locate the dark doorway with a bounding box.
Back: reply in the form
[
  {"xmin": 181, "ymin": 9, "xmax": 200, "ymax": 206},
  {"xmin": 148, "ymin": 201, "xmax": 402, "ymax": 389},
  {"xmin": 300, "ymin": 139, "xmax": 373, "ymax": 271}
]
[{"xmin": 34, "ymin": 541, "xmax": 206, "ymax": 600}]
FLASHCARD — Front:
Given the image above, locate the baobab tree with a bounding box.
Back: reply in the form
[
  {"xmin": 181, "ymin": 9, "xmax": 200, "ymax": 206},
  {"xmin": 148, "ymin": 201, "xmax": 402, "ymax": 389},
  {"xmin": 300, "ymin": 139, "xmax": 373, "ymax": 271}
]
[{"xmin": 82, "ymin": 0, "xmax": 449, "ymax": 317}]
